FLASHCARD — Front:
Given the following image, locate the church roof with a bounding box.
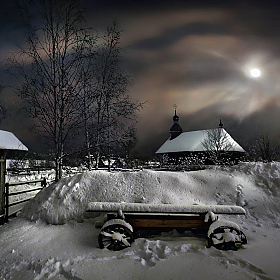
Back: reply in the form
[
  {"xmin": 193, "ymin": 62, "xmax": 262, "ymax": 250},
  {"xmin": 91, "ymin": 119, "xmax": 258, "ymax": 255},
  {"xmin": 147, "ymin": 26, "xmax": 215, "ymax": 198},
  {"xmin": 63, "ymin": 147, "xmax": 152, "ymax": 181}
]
[
  {"xmin": 156, "ymin": 128, "xmax": 245, "ymax": 154},
  {"xmin": 0, "ymin": 130, "xmax": 28, "ymax": 151}
]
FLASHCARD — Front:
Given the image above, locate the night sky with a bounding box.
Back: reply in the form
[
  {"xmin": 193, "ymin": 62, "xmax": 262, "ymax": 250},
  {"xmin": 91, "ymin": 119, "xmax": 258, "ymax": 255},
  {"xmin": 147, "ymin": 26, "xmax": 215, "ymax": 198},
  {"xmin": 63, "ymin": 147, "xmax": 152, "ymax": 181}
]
[{"xmin": 1, "ymin": 0, "xmax": 280, "ymax": 157}]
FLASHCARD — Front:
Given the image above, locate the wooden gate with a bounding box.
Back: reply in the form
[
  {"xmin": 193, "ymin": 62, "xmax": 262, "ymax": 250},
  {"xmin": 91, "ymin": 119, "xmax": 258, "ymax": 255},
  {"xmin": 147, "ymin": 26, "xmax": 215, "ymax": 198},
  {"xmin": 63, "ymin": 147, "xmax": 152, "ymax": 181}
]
[{"xmin": 3, "ymin": 178, "xmax": 47, "ymax": 223}]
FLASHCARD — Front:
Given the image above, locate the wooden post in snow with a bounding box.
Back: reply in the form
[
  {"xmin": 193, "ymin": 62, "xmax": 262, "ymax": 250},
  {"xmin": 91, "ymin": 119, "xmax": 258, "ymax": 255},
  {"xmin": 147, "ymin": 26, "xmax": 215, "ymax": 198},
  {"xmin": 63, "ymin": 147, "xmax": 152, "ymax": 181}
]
[{"xmin": 0, "ymin": 150, "xmax": 6, "ymax": 225}]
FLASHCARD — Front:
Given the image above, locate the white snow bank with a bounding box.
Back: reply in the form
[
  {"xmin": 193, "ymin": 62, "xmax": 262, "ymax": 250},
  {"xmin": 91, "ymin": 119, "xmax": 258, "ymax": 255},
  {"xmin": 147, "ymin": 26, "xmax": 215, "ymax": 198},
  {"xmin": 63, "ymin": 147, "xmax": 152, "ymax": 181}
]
[
  {"xmin": 1, "ymin": 218, "xmax": 280, "ymax": 280},
  {"xmin": 21, "ymin": 163, "xmax": 280, "ymax": 227},
  {"xmin": 2, "ymin": 162, "xmax": 280, "ymax": 280}
]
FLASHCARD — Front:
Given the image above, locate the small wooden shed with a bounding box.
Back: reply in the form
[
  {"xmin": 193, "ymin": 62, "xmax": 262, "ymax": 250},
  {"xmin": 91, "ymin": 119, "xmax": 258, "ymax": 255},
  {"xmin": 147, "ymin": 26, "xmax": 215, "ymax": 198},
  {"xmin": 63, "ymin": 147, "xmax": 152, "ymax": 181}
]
[{"xmin": 0, "ymin": 130, "xmax": 28, "ymax": 224}]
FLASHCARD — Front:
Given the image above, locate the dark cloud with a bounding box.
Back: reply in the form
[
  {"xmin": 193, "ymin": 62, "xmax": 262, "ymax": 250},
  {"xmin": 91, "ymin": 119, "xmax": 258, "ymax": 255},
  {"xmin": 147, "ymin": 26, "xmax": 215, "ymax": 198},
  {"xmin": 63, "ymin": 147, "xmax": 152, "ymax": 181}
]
[
  {"xmin": 230, "ymin": 4, "xmax": 280, "ymax": 38},
  {"xmin": 184, "ymin": 56, "xmax": 247, "ymax": 87},
  {"xmin": 131, "ymin": 22, "xmax": 229, "ymax": 51},
  {"xmin": 1, "ymin": 0, "xmax": 280, "ymax": 158},
  {"xmin": 81, "ymin": 0, "xmax": 229, "ymax": 13}
]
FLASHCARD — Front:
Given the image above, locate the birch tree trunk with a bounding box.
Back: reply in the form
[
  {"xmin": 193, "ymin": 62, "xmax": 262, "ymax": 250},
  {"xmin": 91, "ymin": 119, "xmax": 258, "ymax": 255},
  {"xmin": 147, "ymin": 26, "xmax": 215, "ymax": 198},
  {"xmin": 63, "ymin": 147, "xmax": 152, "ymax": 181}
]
[{"xmin": 8, "ymin": 0, "xmax": 92, "ymax": 181}]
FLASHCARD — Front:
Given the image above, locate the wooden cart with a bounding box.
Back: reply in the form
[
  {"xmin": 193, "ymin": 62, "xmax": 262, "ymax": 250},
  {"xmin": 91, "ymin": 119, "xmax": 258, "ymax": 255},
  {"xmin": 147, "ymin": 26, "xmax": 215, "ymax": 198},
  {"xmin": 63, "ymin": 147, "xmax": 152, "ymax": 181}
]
[{"xmin": 87, "ymin": 202, "xmax": 247, "ymax": 251}]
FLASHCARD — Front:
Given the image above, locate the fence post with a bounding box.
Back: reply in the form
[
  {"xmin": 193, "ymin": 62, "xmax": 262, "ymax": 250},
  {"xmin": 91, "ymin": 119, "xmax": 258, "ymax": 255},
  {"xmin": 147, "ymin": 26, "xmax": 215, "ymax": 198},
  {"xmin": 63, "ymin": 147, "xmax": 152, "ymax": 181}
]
[
  {"xmin": 0, "ymin": 150, "xmax": 6, "ymax": 225},
  {"xmin": 5, "ymin": 183, "xmax": 9, "ymax": 222},
  {"xmin": 41, "ymin": 178, "xmax": 47, "ymax": 188}
]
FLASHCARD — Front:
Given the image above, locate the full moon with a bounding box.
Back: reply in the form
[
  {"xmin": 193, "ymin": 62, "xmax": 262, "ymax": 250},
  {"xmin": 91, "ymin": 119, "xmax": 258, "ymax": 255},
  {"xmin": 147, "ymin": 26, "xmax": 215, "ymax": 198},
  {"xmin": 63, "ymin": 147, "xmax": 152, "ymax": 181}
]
[{"xmin": 250, "ymin": 68, "xmax": 261, "ymax": 78}]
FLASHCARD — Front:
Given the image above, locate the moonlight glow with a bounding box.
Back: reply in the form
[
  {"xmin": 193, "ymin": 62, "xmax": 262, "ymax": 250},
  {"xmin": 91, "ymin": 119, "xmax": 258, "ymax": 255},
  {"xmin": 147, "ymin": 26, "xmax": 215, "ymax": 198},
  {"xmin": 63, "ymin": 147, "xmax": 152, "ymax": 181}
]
[{"xmin": 250, "ymin": 68, "xmax": 261, "ymax": 78}]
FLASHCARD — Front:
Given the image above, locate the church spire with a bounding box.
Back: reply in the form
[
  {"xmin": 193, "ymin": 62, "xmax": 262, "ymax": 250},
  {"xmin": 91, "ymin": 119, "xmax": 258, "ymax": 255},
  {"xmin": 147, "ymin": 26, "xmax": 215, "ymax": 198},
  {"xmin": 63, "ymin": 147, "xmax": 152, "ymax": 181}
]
[
  {"xmin": 218, "ymin": 119, "xmax": 223, "ymax": 128},
  {"xmin": 173, "ymin": 104, "xmax": 179, "ymax": 122},
  {"xmin": 170, "ymin": 104, "xmax": 182, "ymax": 140}
]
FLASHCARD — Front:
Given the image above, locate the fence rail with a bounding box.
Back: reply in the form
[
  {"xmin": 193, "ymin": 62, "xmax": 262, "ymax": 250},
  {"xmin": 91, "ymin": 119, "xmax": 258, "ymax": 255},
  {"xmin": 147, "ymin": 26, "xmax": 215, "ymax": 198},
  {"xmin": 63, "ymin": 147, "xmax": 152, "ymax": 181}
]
[{"xmin": 4, "ymin": 178, "xmax": 46, "ymax": 222}]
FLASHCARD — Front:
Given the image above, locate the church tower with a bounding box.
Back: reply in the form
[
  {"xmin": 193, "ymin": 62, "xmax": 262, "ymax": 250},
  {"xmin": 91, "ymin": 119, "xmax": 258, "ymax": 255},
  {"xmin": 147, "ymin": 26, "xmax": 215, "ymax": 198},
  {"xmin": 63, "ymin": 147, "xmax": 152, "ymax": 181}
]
[{"xmin": 170, "ymin": 105, "xmax": 182, "ymax": 140}]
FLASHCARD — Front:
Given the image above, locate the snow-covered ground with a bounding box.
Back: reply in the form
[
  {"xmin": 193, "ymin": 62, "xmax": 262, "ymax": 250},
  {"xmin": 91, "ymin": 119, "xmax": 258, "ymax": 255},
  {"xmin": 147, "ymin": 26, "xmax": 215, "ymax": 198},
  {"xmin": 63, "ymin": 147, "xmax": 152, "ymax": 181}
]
[{"xmin": 1, "ymin": 162, "xmax": 280, "ymax": 280}]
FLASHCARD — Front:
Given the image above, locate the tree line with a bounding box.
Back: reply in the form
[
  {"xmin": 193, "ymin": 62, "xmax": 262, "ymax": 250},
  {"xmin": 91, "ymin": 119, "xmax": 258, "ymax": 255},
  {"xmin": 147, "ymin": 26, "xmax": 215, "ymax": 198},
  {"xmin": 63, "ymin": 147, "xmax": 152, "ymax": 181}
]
[{"xmin": 6, "ymin": 0, "xmax": 143, "ymax": 181}]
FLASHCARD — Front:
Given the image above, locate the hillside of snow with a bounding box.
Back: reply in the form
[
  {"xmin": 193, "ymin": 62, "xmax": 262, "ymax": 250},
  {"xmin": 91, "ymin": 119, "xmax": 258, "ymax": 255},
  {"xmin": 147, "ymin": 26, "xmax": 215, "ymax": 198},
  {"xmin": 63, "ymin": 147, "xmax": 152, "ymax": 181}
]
[
  {"xmin": 21, "ymin": 162, "xmax": 280, "ymax": 228},
  {"xmin": 1, "ymin": 162, "xmax": 280, "ymax": 279}
]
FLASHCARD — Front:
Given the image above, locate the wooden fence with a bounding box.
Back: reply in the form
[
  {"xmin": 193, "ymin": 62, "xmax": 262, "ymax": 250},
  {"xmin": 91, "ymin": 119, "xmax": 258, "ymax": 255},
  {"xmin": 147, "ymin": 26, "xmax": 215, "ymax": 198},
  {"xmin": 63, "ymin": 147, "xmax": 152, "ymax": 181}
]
[{"xmin": 4, "ymin": 178, "xmax": 47, "ymax": 222}]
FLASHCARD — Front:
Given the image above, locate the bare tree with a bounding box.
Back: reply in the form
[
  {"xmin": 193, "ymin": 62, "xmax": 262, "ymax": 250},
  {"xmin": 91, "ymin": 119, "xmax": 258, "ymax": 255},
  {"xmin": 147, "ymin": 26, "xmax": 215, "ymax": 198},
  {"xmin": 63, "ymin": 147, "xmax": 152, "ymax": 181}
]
[
  {"xmin": 0, "ymin": 84, "xmax": 6, "ymax": 124},
  {"xmin": 201, "ymin": 128, "xmax": 234, "ymax": 165},
  {"xmin": 257, "ymin": 134, "xmax": 273, "ymax": 162},
  {"xmin": 247, "ymin": 133, "xmax": 279, "ymax": 162},
  {"xmin": 79, "ymin": 49, "xmax": 98, "ymax": 169},
  {"xmin": 7, "ymin": 0, "xmax": 93, "ymax": 180},
  {"xmin": 90, "ymin": 21, "xmax": 143, "ymax": 170}
]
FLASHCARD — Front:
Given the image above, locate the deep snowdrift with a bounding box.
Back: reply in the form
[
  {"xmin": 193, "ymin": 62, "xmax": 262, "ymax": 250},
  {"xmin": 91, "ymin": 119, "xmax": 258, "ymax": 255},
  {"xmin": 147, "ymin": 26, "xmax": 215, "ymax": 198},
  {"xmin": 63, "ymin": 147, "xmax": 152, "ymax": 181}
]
[
  {"xmin": 1, "ymin": 162, "xmax": 280, "ymax": 280},
  {"xmin": 21, "ymin": 162, "xmax": 280, "ymax": 228}
]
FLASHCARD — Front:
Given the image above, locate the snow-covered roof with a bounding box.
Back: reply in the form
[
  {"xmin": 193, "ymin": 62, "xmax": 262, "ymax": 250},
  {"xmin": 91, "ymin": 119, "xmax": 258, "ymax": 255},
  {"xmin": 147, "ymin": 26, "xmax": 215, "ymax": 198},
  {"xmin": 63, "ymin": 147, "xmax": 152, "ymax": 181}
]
[
  {"xmin": 156, "ymin": 128, "xmax": 245, "ymax": 154},
  {"xmin": 0, "ymin": 130, "xmax": 28, "ymax": 151}
]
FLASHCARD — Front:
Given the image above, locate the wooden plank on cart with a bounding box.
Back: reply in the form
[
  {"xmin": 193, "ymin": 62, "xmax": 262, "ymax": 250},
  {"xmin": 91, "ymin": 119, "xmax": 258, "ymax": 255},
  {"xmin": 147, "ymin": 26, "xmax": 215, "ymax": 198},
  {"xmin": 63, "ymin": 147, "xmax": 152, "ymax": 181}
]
[
  {"xmin": 87, "ymin": 202, "xmax": 246, "ymax": 215},
  {"xmin": 125, "ymin": 214, "xmax": 206, "ymax": 228}
]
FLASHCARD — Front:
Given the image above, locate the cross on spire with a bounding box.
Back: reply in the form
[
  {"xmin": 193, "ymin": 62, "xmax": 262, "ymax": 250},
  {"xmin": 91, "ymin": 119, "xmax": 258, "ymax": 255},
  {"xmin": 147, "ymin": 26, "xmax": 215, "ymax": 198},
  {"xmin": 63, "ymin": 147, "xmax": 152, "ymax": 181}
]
[
  {"xmin": 173, "ymin": 104, "xmax": 179, "ymax": 122},
  {"xmin": 173, "ymin": 104, "xmax": 178, "ymax": 117}
]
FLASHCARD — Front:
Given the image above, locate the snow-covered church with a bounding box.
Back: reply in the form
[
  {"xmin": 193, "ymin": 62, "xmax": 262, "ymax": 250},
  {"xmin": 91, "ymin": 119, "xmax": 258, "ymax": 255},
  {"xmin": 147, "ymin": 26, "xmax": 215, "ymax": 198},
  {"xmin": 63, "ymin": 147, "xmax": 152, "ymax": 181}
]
[{"xmin": 156, "ymin": 109, "xmax": 245, "ymax": 165}]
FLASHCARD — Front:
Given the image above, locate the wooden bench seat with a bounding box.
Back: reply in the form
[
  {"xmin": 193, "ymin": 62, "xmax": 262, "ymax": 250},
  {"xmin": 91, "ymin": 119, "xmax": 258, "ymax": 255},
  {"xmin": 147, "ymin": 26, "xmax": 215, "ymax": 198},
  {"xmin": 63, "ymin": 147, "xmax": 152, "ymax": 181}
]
[{"xmin": 87, "ymin": 202, "xmax": 246, "ymax": 215}]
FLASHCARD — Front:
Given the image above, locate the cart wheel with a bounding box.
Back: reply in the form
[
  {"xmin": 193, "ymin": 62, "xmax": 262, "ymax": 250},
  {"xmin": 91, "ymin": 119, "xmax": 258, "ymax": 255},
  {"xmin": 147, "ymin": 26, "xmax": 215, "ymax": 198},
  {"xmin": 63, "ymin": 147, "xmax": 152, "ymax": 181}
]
[
  {"xmin": 99, "ymin": 220, "xmax": 134, "ymax": 251},
  {"xmin": 208, "ymin": 226, "xmax": 247, "ymax": 250}
]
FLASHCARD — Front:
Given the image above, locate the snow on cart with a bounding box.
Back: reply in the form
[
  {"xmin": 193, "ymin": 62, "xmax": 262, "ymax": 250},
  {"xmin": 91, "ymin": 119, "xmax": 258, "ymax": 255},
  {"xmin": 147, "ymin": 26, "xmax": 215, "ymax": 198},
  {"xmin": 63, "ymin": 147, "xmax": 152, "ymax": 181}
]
[{"xmin": 87, "ymin": 202, "xmax": 247, "ymax": 251}]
